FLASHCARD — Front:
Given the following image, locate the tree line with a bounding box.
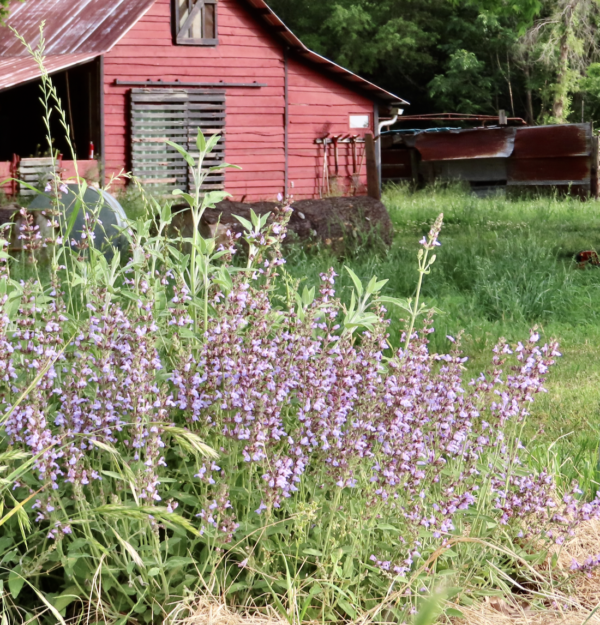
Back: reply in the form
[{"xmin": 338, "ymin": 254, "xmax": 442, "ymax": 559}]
[
  {"xmin": 267, "ymin": 0, "xmax": 600, "ymax": 125},
  {"xmin": 2, "ymin": 0, "xmax": 599, "ymax": 125}
]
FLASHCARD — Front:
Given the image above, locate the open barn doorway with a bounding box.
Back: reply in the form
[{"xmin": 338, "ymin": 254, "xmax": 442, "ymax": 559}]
[{"xmin": 0, "ymin": 58, "xmax": 101, "ymax": 163}]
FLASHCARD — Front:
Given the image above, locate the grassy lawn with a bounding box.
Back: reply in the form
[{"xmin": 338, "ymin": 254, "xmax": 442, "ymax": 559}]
[{"xmin": 285, "ymin": 185, "xmax": 600, "ymax": 495}]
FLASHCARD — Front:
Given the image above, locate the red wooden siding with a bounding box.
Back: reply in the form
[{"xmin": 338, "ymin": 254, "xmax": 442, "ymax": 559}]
[
  {"xmin": 288, "ymin": 57, "xmax": 372, "ymax": 198},
  {"xmin": 0, "ymin": 160, "xmax": 98, "ymax": 195},
  {"xmin": 103, "ymin": 0, "xmax": 373, "ymax": 200},
  {"xmin": 0, "ymin": 161, "xmax": 12, "ymax": 194}
]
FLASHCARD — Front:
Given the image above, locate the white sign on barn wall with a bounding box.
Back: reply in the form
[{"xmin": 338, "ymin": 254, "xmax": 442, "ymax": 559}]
[{"xmin": 350, "ymin": 115, "xmax": 370, "ymax": 129}]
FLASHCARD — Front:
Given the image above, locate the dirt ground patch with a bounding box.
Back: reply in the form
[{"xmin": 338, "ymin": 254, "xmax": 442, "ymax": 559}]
[{"xmin": 169, "ymin": 196, "xmax": 394, "ymax": 253}]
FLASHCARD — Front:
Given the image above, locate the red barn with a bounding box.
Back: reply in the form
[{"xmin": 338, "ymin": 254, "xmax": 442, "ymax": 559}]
[{"xmin": 0, "ymin": 0, "xmax": 406, "ymax": 201}]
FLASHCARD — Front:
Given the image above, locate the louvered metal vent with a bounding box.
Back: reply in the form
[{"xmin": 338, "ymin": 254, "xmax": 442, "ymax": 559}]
[{"xmin": 130, "ymin": 88, "xmax": 226, "ymax": 193}]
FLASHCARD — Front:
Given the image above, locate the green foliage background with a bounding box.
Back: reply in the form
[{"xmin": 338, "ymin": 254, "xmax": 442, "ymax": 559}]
[{"xmin": 266, "ymin": 0, "xmax": 600, "ymax": 124}]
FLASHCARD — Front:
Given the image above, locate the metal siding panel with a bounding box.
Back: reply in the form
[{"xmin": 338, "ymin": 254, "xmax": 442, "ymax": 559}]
[
  {"xmin": 507, "ymin": 156, "xmax": 591, "ymax": 185},
  {"xmin": 513, "ymin": 124, "xmax": 591, "ymax": 159},
  {"xmin": 415, "ymin": 128, "xmax": 516, "ymax": 162},
  {"xmin": 431, "ymin": 158, "xmax": 508, "ymax": 182}
]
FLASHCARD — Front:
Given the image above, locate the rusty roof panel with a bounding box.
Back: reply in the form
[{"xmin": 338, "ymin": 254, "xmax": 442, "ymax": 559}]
[
  {"xmin": 0, "ymin": 0, "xmax": 407, "ymax": 105},
  {"xmin": 0, "ymin": 53, "xmax": 96, "ymax": 91},
  {"xmin": 415, "ymin": 128, "xmax": 516, "ymax": 162},
  {"xmin": 507, "ymin": 156, "xmax": 591, "ymax": 185},
  {"xmin": 514, "ymin": 124, "xmax": 591, "ymax": 159},
  {"xmin": 0, "ymin": 0, "xmax": 156, "ymax": 56}
]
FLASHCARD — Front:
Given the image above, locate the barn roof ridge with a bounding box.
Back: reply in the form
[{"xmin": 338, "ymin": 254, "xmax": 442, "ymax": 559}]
[{"xmin": 0, "ymin": 0, "xmax": 407, "ymax": 104}]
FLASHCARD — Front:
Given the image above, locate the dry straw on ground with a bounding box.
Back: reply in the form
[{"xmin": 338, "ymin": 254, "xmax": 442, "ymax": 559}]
[
  {"xmin": 169, "ymin": 598, "xmax": 287, "ymax": 625},
  {"xmin": 456, "ymin": 518, "xmax": 600, "ymax": 625}
]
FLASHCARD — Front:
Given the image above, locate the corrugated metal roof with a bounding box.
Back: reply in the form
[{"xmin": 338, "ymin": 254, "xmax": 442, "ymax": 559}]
[
  {"xmin": 0, "ymin": 0, "xmax": 157, "ymax": 91},
  {"xmin": 0, "ymin": 53, "xmax": 97, "ymax": 90},
  {"xmin": 0, "ymin": 0, "xmax": 156, "ymax": 56},
  {"xmin": 0, "ymin": 0, "xmax": 407, "ymax": 104}
]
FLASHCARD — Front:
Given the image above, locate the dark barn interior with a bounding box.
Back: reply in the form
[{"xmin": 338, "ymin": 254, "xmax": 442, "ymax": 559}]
[{"xmin": 0, "ymin": 59, "xmax": 101, "ymax": 162}]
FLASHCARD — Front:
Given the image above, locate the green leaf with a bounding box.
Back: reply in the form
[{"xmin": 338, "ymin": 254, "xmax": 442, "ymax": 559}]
[
  {"xmin": 348, "ymin": 290, "xmax": 356, "ymax": 315},
  {"xmin": 227, "ymin": 582, "xmax": 251, "ymax": 594},
  {"xmin": 52, "ymin": 587, "xmax": 81, "ymax": 613},
  {"xmin": 101, "ymin": 470, "xmax": 128, "ymax": 482},
  {"xmin": 67, "ymin": 539, "xmax": 88, "ymax": 553},
  {"xmin": 414, "ymin": 593, "xmax": 444, "ymax": 625},
  {"xmin": 342, "ymin": 555, "xmax": 355, "ymax": 579},
  {"xmin": 445, "ymin": 587, "xmax": 462, "ymax": 599},
  {"xmin": 302, "ymin": 286, "xmax": 315, "ymax": 308},
  {"xmin": 196, "ymin": 129, "xmax": 207, "ymax": 154},
  {"xmin": 234, "ymin": 215, "xmax": 253, "ymax": 232},
  {"xmin": 366, "ymin": 275, "xmax": 388, "ymax": 295},
  {"xmin": 446, "ymin": 608, "xmax": 464, "ymax": 618},
  {"xmin": 249, "ymin": 209, "xmax": 260, "ymax": 228},
  {"xmin": 337, "ymin": 598, "xmax": 357, "ymax": 619},
  {"xmin": 166, "ymin": 140, "xmax": 195, "ymax": 169},
  {"xmin": 8, "ymin": 566, "xmax": 24, "ymax": 599},
  {"xmin": 373, "ymin": 278, "xmax": 389, "ymax": 293},
  {"xmin": 65, "ymin": 197, "xmax": 82, "ymax": 238},
  {"xmin": 204, "ymin": 191, "xmax": 230, "ymax": 207},
  {"xmin": 160, "ymin": 203, "xmax": 172, "ymax": 225},
  {"xmin": 205, "ymin": 133, "xmax": 221, "ymax": 153},
  {"xmin": 344, "ymin": 266, "xmax": 364, "ymax": 297},
  {"xmin": 303, "ymin": 548, "xmax": 323, "ymax": 557},
  {"xmin": 209, "ymin": 162, "xmax": 242, "ymax": 172},
  {"xmin": 172, "ymin": 191, "xmax": 196, "ymax": 207},
  {"xmin": 0, "ymin": 537, "xmax": 13, "ymax": 553},
  {"xmin": 259, "ymin": 212, "xmax": 271, "ymax": 229},
  {"xmin": 164, "ymin": 556, "xmax": 194, "ymax": 570},
  {"xmin": 379, "ymin": 295, "xmax": 412, "ymax": 314}
]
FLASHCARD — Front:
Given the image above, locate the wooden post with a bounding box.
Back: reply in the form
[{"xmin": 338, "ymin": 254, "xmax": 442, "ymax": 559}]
[
  {"xmin": 410, "ymin": 148, "xmax": 419, "ymax": 186},
  {"xmin": 284, "ymin": 47, "xmax": 289, "ymax": 198},
  {"xmin": 365, "ymin": 133, "xmax": 380, "ymax": 200},
  {"xmin": 99, "ymin": 56, "xmax": 106, "ymax": 187}
]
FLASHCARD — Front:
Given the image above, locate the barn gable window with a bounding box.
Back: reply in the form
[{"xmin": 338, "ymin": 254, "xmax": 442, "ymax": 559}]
[{"xmin": 174, "ymin": 0, "xmax": 218, "ymax": 46}]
